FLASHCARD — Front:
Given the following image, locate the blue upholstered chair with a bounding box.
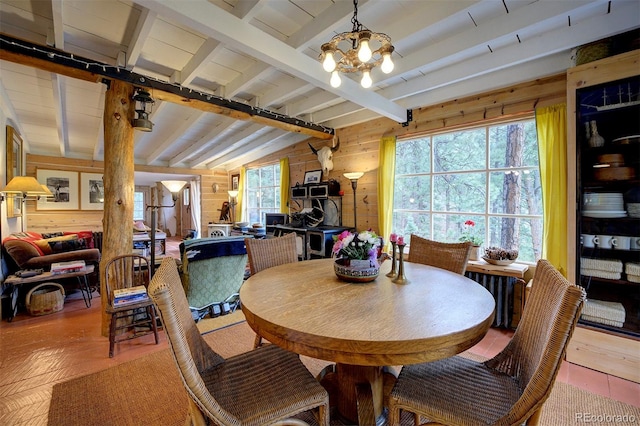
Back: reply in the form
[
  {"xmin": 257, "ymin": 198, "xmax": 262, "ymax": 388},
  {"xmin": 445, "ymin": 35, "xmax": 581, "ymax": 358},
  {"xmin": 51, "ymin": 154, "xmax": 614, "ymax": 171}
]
[{"xmin": 179, "ymin": 236, "xmax": 249, "ymax": 321}]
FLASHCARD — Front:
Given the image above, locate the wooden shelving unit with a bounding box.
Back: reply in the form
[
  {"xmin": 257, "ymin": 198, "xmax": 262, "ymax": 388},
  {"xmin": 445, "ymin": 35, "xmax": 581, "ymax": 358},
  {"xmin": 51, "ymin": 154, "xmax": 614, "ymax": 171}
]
[{"xmin": 566, "ymin": 49, "xmax": 640, "ymax": 383}]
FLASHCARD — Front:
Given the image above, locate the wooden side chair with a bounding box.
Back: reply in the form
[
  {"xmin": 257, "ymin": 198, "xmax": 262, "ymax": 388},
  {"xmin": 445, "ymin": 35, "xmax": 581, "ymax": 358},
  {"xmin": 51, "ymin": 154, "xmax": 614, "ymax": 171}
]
[
  {"xmin": 388, "ymin": 259, "xmax": 586, "ymax": 425},
  {"xmin": 245, "ymin": 232, "xmax": 298, "ymax": 348},
  {"xmin": 149, "ymin": 257, "xmax": 330, "ymax": 426},
  {"xmin": 407, "ymin": 234, "xmax": 472, "ymax": 275},
  {"xmin": 104, "ymin": 254, "xmax": 159, "ymax": 358}
]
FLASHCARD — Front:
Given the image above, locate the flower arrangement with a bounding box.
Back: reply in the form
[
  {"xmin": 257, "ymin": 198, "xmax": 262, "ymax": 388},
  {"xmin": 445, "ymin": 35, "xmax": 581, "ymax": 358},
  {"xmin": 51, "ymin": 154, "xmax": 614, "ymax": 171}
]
[
  {"xmin": 332, "ymin": 230, "xmax": 380, "ymax": 263},
  {"xmin": 459, "ymin": 219, "xmax": 483, "ymax": 246}
]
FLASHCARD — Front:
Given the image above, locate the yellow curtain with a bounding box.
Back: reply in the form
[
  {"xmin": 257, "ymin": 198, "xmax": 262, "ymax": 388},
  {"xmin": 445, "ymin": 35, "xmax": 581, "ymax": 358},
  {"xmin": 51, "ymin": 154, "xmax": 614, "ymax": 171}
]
[
  {"xmin": 236, "ymin": 167, "xmax": 246, "ymax": 222},
  {"xmin": 536, "ymin": 104, "xmax": 567, "ymax": 276},
  {"xmin": 280, "ymin": 157, "xmax": 290, "ymax": 214},
  {"xmin": 377, "ymin": 136, "xmax": 396, "ymax": 248}
]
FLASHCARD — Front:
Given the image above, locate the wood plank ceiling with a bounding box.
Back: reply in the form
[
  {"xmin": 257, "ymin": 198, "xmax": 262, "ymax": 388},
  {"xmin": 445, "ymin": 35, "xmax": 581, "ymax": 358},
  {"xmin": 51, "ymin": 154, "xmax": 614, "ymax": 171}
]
[{"xmin": 0, "ymin": 0, "xmax": 638, "ymax": 173}]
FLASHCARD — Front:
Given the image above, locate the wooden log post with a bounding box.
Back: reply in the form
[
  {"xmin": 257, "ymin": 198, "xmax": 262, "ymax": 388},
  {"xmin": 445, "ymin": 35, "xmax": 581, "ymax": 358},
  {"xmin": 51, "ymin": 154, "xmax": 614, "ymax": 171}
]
[{"xmin": 100, "ymin": 79, "xmax": 135, "ymax": 336}]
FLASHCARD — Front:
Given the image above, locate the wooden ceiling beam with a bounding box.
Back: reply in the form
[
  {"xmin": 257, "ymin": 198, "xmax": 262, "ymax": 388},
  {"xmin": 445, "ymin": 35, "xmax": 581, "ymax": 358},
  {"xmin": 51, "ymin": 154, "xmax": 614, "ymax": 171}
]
[{"xmin": 0, "ymin": 33, "xmax": 333, "ymax": 140}]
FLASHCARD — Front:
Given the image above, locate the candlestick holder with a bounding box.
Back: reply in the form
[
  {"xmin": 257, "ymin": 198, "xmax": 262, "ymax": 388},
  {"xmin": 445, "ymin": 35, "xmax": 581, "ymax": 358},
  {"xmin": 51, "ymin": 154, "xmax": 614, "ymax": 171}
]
[
  {"xmin": 386, "ymin": 241, "xmax": 397, "ymax": 277},
  {"xmin": 392, "ymin": 243, "xmax": 408, "ymax": 284}
]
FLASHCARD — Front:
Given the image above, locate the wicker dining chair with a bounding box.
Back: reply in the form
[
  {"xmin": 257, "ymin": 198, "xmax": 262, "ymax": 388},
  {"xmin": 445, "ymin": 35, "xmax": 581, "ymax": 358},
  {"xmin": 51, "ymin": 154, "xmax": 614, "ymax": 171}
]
[
  {"xmin": 388, "ymin": 259, "xmax": 586, "ymax": 426},
  {"xmin": 149, "ymin": 257, "xmax": 330, "ymax": 426},
  {"xmin": 407, "ymin": 234, "xmax": 473, "ymax": 275},
  {"xmin": 245, "ymin": 232, "xmax": 298, "ymax": 348},
  {"xmin": 104, "ymin": 254, "xmax": 159, "ymax": 358}
]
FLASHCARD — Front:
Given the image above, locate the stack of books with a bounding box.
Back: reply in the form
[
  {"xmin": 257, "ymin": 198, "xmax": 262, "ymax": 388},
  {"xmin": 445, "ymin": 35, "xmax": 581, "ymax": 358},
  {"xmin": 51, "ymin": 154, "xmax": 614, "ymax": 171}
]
[
  {"xmin": 51, "ymin": 260, "xmax": 86, "ymax": 275},
  {"xmin": 113, "ymin": 285, "xmax": 150, "ymax": 307}
]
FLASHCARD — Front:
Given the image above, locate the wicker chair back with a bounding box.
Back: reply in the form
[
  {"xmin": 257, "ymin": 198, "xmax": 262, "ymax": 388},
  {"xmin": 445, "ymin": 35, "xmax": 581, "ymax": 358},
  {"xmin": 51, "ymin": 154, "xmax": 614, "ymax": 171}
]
[{"xmin": 407, "ymin": 234, "xmax": 472, "ymax": 275}]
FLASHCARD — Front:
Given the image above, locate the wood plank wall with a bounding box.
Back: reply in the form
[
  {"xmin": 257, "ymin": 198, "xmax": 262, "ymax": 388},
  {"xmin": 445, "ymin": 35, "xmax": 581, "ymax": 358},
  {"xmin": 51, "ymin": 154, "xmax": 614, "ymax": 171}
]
[
  {"xmin": 24, "ymin": 74, "xmax": 566, "ymax": 238},
  {"xmin": 239, "ymin": 73, "xmax": 567, "ymax": 232},
  {"xmin": 25, "ymin": 155, "xmax": 230, "ymax": 238}
]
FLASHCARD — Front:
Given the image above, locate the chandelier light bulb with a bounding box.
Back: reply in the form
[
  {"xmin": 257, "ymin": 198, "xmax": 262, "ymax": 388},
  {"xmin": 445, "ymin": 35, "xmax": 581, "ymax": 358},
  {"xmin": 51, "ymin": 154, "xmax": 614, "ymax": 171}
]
[
  {"xmin": 381, "ymin": 52, "xmax": 394, "ymax": 74},
  {"xmin": 322, "ymin": 51, "xmax": 336, "ymax": 72},
  {"xmin": 330, "ymin": 70, "xmax": 342, "ymax": 88},
  {"xmin": 357, "ymin": 38, "xmax": 372, "ymax": 62},
  {"xmin": 361, "ymin": 70, "xmax": 372, "ymax": 88}
]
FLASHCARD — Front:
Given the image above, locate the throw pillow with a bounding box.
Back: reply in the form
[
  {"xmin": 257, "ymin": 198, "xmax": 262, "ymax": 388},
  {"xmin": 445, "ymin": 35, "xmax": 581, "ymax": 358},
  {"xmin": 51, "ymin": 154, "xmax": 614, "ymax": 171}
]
[
  {"xmin": 42, "ymin": 232, "xmax": 64, "ymax": 239},
  {"xmin": 34, "ymin": 239, "xmax": 54, "ymax": 255},
  {"xmin": 47, "ymin": 234, "xmax": 87, "ymax": 253}
]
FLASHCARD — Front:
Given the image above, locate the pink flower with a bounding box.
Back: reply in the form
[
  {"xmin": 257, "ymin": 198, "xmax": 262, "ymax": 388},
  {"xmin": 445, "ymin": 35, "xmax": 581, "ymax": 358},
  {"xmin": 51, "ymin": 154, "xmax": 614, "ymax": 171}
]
[
  {"xmin": 397, "ymin": 236, "xmax": 404, "ymax": 245},
  {"xmin": 390, "ymin": 233, "xmax": 397, "ymax": 243},
  {"xmin": 464, "ymin": 220, "xmax": 475, "ymax": 227}
]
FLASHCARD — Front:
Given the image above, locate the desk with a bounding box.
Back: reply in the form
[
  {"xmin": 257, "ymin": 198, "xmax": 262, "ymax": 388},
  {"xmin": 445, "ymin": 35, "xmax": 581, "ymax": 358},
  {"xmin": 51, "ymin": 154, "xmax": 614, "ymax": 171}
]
[
  {"xmin": 239, "ymin": 258, "xmax": 495, "ymax": 424},
  {"xmin": 4, "ymin": 265, "xmax": 96, "ymax": 321}
]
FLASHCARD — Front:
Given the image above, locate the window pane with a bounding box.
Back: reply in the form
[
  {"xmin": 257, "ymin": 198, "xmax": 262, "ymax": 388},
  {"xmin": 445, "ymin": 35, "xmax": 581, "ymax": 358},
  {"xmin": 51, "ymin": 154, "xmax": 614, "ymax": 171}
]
[
  {"xmin": 488, "ymin": 216, "xmax": 543, "ymax": 263},
  {"xmin": 433, "ymin": 172, "xmax": 486, "ymax": 213},
  {"xmin": 396, "ymin": 139, "xmax": 431, "ymax": 174},
  {"xmin": 489, "ymin": 170, "xmax": 543, "ymax": 215},
  {"xmin": 133, "ymin": 192, "xmax": 145, "ymax": 220},
  {"xmin": 261, "ymin": 166, "xmax": 275, "ymax": 186},
  {"xmin": 489, "ymin": 121, "xmax": 539, "ymax": 168},
  {"xmin": 393, "ymin": 212, "xmax": 430, "ymax": 239},
  {"xmin": 394, "ymin": 176, "xmax": 431, "ymax": 210},
  {"xmin": 433, "ymin": 129, "xmax": 485, "ymax": 172}
]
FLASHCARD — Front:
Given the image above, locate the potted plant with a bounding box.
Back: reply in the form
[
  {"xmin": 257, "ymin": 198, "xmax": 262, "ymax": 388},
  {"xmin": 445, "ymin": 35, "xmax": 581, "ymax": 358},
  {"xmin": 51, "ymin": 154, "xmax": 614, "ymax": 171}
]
[
  {"xmin": 459, "ymin": 219, "xmax": 483, "ymax": 260},
  {"xmin": 332, "ymin": 230, "xmax": 383, "ymax": 282}
]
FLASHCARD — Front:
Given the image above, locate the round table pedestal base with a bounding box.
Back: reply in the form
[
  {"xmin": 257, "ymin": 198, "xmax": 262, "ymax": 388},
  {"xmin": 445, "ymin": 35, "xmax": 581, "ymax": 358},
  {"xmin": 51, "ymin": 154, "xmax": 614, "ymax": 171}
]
[{"xmin": 318, "ymin": 363, "xmax": 397, "ymax": 425}]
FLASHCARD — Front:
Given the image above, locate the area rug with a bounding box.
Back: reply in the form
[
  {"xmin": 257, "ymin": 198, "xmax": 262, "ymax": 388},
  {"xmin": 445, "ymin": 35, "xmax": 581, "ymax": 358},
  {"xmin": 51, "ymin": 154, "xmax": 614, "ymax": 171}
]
[
  {"xmin": 196, "ymin": 309, "xmax": 246, "ymax": 334},
  {"xmin": 49, "ymin": 321, "xmax": 640, "ymax": 426}
]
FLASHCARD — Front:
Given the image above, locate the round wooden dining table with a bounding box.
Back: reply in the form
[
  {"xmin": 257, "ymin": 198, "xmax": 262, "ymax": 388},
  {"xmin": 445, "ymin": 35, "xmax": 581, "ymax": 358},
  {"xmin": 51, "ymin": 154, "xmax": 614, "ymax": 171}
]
[{"xmin": 239, "ymin": 258, "xmax": 495, "ymax": 425}]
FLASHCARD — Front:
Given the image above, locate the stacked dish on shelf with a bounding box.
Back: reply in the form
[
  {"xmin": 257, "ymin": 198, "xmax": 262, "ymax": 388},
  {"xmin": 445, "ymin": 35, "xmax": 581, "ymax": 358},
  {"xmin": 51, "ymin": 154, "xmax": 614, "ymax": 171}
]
[{"xmin": 582, "ymin": 192, "xmax": 627, "ymax": 218}]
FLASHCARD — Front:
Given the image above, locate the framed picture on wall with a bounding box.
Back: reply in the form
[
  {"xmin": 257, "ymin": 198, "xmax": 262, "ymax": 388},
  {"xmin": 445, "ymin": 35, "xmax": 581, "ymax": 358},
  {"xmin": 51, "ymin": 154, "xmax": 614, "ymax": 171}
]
[
  {"xmin": 303, "ymin": 170, "xmax": 322, "ymax": 185},
  {"xmin": 5, "ymin": 125, "xmax": 23, "ymax": 218},
  {"xmin": 231, "ymin": 174, "xmax": 239, "ymax": 191},
  {"xmin": 80, "ymin": 172, "xmax": 104, "ymax": 210},
  {"xmin": 36, "ymin": 169, "xmax": 79, "ymax": 210}
]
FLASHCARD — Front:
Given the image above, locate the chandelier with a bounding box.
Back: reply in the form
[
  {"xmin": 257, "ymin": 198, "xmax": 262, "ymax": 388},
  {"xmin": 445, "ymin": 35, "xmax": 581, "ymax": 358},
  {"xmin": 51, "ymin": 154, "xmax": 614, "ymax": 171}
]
[{"xmin": 319, "ymin": 0, "xmax": 394, "ymax": 89}]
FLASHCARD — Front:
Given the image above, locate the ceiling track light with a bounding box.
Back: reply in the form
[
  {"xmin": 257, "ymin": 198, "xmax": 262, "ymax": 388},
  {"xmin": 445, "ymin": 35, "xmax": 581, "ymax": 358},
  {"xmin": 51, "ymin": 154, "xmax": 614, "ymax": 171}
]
[{"xmin": 319, "ymin": 0, "xmax": 394, "ymax": 89}]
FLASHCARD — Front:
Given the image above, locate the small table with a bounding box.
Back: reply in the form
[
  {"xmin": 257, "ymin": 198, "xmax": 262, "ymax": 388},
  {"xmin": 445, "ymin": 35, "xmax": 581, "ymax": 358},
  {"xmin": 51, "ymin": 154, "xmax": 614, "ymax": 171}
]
[
  {"xmin": 240, "ymin": 258, "xmax": 495, "ymax": 424},
  {"xmin": 4, "ymin": 265, "xmax": 95, "ymax": 321}
]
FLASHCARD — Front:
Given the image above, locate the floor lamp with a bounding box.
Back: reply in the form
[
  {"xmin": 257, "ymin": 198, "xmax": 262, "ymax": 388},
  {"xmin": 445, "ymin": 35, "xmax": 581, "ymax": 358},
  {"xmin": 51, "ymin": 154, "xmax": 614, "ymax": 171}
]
[
  {"xmin": 343, "ymin": 172, "xmax": 364, "ymax": 231},
  {"xmin": 147, "ymin": 180, "xmax": 187, "ymax": 276}
]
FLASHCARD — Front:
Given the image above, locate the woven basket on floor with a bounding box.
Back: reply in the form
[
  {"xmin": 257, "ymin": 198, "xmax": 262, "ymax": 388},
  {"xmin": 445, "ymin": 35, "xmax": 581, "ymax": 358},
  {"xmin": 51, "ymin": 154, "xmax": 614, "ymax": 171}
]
[{"xmin": 26, "ymin": 282, "xmax": 65, "ymax": 316}]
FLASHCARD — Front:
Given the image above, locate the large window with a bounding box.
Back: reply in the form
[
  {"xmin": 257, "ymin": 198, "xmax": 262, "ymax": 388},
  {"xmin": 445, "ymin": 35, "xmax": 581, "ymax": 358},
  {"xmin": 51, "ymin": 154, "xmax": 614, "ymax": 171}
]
[
  {"xmin": 245, "ymin": 163, "xmax": 281, "ymax": 224},
  {"xmin": 393, "ymin": 119, "xmax": 543, "ymax": 263}
]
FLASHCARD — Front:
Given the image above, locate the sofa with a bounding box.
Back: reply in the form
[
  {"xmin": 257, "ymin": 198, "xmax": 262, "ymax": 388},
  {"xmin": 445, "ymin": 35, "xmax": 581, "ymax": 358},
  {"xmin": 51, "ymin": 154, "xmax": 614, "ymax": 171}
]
[
  {"xmin": 179, "ymin": 236, "xmax": 249, "ymax": 320},
  {"xmin": 2, "ymin": 231, "xmax": 101, "ymax": 274}
]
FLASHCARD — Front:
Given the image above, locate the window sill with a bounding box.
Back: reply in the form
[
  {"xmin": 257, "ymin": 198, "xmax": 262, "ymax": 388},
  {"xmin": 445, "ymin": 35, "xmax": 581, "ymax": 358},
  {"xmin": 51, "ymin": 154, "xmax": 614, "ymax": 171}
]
[{"xmin": 466, "ymin": 260, "xmax": 529, "ymax": 278}]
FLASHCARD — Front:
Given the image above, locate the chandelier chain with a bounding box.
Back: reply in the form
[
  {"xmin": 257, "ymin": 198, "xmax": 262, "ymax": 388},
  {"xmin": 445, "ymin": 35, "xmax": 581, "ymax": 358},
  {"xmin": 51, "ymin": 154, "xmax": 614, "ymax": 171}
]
[{"xmin": 351, "ymin": 0, "xmax": 363, "ymax": 33}]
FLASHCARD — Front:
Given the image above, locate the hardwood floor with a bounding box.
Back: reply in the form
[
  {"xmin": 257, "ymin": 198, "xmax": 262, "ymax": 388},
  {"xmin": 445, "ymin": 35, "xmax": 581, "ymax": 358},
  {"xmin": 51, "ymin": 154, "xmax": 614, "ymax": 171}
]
[{"xmin": 1, "ymin": 239, "xmax": 638, "ymax": 425}]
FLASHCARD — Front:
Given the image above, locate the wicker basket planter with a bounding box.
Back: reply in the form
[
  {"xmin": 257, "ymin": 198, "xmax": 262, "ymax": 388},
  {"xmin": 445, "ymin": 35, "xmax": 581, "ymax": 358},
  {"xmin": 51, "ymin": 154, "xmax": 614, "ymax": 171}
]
[{"xmin": 26, "ymin": 282, "xmax": 65, "ymax": 316}]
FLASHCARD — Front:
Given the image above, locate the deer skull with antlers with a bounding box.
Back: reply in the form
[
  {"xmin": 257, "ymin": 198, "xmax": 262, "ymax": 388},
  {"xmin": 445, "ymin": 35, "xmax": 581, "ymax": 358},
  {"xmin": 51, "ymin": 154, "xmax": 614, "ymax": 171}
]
[{"xmin": 308, "ymin": 136, "xmax": 340, "ymax": 177}]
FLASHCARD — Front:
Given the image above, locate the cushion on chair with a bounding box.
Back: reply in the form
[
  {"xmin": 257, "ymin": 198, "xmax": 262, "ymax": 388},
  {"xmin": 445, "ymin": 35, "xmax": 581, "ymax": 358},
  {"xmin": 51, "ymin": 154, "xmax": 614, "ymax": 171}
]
[{"xmin": 180, "ymin": 237, "xmax": 248, "ymax": 311}]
